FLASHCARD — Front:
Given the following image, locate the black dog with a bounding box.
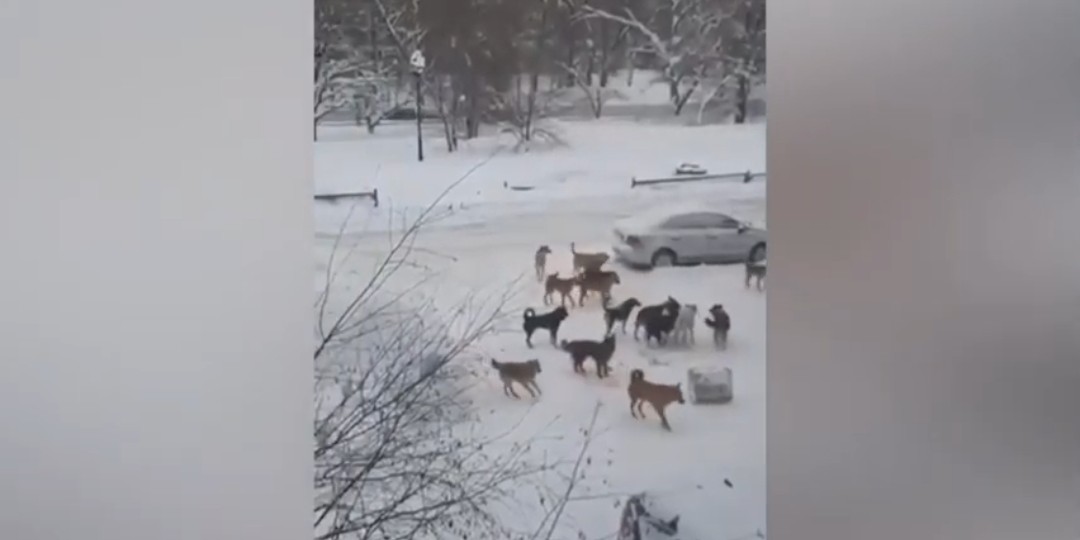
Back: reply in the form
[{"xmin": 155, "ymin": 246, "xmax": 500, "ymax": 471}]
[
  {"xmin": 703, "ymin": 304, "xmax": 731, "ymax": 349},
  {"xmin": 560, "ymin": 334, "xmax": 616, "ymax": 378},
  {"xmin": 523, "ymin": 306, "xmax": 569, "ymax": 348},
  {"xmin": 602, "ymin": 297, "xmax": 642, "ymax": 335},
  {"xmin": 633, "ymin": 296, "xmax": 680, "ymax": 340},
  {"xmin": 643, "ymin": 306, "xmax": 679, "ymax": 347}
]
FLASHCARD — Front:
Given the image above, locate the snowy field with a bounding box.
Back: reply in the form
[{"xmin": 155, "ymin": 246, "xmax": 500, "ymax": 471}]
[{"xmin": 314, "ymin": 85, "xmax": 767, "ymax": 539}]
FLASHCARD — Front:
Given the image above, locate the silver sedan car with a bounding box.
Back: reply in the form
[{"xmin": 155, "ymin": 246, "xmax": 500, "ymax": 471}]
[{"xmin": 611, "ymin": 207, "xmax": 767, "ymax": 268}]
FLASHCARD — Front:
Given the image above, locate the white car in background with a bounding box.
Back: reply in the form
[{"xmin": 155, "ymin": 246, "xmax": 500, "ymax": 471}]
[{"xmin": 611, "ymin": 206, "xmax": 767, "ymax": 268}]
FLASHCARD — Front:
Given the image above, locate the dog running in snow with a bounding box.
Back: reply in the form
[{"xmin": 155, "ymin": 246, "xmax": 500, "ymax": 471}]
[
  {"xmin": 628, "ymin": 368, "xmax": 685, "ymax": 431},
  {"xmin": 522, "ymin": 306, "xmax": 569, "ymax": 348},
  {"xmin": 570, "ymin": 243, "xmax": 610, "ymax": 274},
  {"xmin": 602, "ymin": 297, "xmax": 641, "ymax": 335},
  {"xmin": 703, "ymin": 304, "xmax": 731, "ymax": 349},
  {"xmin": 534, "ymin": 245, "xmax": 552, "ymax": 282},
  {"xmin": 643, "ymin": 305, "xmax": 679, "ymax": 347},
  {"xmin": 490, "ymin": 358, "xmax": 543, "ymax": 399},
  {"xmin": 560, "ymin": 334, "xmax": 616, "ymax": 378},
  {"xmin": 544, "ymin": 273, "xmax": 578, "ymax": 308},
  {"xmin": 575, "ymin": 269, "xmax": 621, "ymax": 306},
  {"xmin": 634, "ymin": 296, "xmax": 681, "ymax": 340}
]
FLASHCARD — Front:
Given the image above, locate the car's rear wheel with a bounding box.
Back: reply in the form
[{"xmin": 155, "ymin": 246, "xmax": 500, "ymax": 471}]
[{"xmin": 651, "ymin": 249, "xmax": 677, "ymax": 268}]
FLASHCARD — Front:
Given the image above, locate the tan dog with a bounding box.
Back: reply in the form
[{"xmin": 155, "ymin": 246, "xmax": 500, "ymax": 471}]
[
  {"xmin": 570, "ymin": 243, "xmax": 610, "ymax": 274},
  {"xmin": 544, "ymin": 273, "xmax": 578, "ymax": 308},
  {"xmin": 490, "ymin": 358, "xmax": 542, "ymax": 399},
  {"xmin": 576, "ymin": 269, "xmax": 621, "ymax": 306},
  {"xmin": 628, "ymin": 369, "xmax": 685, "ymax": 431},
  {"xmin": 534, "ymin": 245, "xmax": 552, "ymax": 282},
  {"xmin": 745, "ymin": 260, "xmax": 766, "ymax": 291}
]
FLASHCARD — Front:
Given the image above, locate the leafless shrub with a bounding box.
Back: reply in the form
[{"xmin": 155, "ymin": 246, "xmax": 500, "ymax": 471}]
[{"xmin": 313, "ymin": 159, "xmax": 600, "ymax": 540}]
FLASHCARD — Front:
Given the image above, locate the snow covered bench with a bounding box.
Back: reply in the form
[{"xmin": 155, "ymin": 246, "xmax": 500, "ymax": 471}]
[{"xmin": 687, "ymin": 366, "xmax": 733, "ymax": 405}]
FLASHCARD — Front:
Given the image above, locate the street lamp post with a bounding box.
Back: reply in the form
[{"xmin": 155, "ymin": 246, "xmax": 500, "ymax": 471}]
[{"xmin": 410, "ymin": 50, "xmax": 426, "ymax": 162}]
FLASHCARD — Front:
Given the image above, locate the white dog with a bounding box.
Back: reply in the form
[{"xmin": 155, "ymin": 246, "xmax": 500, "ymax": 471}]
[{"xmin": 672, "ymin": 303, "xmax": 698, "ymax": 345}]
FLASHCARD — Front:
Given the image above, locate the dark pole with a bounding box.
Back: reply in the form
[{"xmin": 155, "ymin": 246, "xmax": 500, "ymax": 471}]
[{"xmin": 414, "ymin": 71, "xmax": 424, "ymax": 162}]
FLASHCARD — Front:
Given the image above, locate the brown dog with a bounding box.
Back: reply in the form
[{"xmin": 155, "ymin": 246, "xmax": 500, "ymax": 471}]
[
  {"xmin": 544, "ymin": 273, "xmax": 578, "ymax": 308},
  {"xmin": 490, "ymin": 358, "xmax": 543, "ymax": 399},
  {"xmin": 745, "ymin": 260, "xmax": 766, "ymax": 291},
  {"xmin": 570, "ymin": 243, "xmax": 610, "ymax": 274},
  {"xmin": 628, "ymin": 369, "xmax": 685, "ymax": 431},
  {"xmin": 560, "ymin": 334, "xmax": 616, "ymax": 378},
  {"xmin": 576, "ymin": 269, "xmax": 621, "ymax": 306},
  {"xmin": 534, "ymin": 245, "xmax": 552, "ymax": 282}
]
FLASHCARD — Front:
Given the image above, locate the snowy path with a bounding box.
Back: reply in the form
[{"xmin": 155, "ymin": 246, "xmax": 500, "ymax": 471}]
[{"xmin": 315, "ymin": 202, "xmax": 767, "ymax": 540}]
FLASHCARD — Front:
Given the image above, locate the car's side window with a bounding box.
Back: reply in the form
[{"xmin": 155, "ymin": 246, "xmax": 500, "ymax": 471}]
[
  {"xmin": 716, "ymin": 216, "xmax": 741, "ymax": 229},
  {"xmin": 663, "ymin": 213, "xmax": 738, "ymax": 230}
]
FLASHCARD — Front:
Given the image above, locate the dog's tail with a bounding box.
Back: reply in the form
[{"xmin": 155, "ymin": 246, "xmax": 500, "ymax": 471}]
[
  {"xmin": 629, "ymin": 368, "xmax": 645, "ymax": 383},
  {"xmin": 490, "ymin": 358, "xmax": 501, "ymax": 370},
  {"xmin": 570, "ymin": 242, "xmax": 578, "ymax": 255},
  {"xmin": 559, "ymin": 339, "xmax": 570, "ymax": 350},
  {"xmin": 704, "ymin": 317, "xmax": 716, "ymax": 329},
  {"xmin": 523, "ymin": 308, "xmax": 536, "ymax": 320}
]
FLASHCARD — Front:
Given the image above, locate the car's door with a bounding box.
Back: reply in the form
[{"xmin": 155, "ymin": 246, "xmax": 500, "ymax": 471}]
[
  {"xmin": 695, "ymin": 213, "xmax": 749, "ymax": 262},
  {"xmin": 656, "ymin": 214, "xmax": 711, "ymax": 262}
]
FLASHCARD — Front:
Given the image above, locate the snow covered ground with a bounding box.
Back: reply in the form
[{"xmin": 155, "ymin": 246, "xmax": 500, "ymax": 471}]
[{"xmin": 314, "ymin": 89, "xmax": 767, "ymax": 539}]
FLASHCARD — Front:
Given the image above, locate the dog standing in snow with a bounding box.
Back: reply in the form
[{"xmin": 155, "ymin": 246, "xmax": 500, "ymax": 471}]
[{"xmin": 672, "ymin": 303, "xmax": 698, "ymax": 345}]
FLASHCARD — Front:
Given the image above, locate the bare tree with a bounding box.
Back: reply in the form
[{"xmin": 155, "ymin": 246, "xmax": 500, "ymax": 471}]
[
  {"xmin": 313, "ymin": 159, "xmax": 604, "ymax": 540},
  {"xmin": 582, "ymin": 0, "xmax": 729, "ymax": 116}
]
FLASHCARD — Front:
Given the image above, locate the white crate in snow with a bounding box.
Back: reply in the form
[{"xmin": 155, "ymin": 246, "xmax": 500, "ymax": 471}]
[{"xmin": 687, "ymin": 366, "xmax": 733, "ymax": 404}]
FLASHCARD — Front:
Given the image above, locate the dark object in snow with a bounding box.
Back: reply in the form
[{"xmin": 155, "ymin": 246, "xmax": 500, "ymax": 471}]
[
  {"xmin": 724, "ymin": 478, "xmax": 734, "ymax": 488},
  {"xmin": 674, "ymin": 163, "xmax": 708, "ymax": 176},
  {"xmin": 630, "ymin": 170, "xmax": 766, "ymax": 188},
  {"xmin": 313, "ymin": 188, "xmax": 379, "ymax": 207},
  {"xmin": 503, "ymin": 180, "xmax": 536, "ymax": 192},
  {"xmin": 688, "ymin": 367, "xmax": 733, "ymax": 404},
  {"xmin": 617, "ymin": 493, "xmax": 681, "ymax": 540}
]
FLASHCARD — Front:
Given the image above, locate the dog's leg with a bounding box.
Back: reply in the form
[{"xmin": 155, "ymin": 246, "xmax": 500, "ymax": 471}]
[
  {"xmin": 506, "ymin": 382, "xmax": 521, "ymax": 399},
  {"xmin": 530, "ymin": 380, "xmax": 542, "ymax": 396},
  {"xmin": 525, "ymin": 328, "xmax": 534, "ymax": 348},
  {"xmin": 549, "ymin": 327, "xmax": 558, "ymax": 345},
  {"xmin": 524, "ymin": 382, "xmax": 537, "ymax": 398},
  {"xmin": 745, "ymin": 271, "xmax": 751, "ymax": 289},
  {"xmin": 502, "ymin": 382, "xmax": 513, "ymax": 398},
  {"xmin": 689, "ymin": 326, "xmax": 695, "ymax": 345},
  {"xmin": 636, "ymin": 399, "xmax": 647, "ymax": 418},
  {"xmin": 721, "ymin": 331, "xmax": 728, "ymax": 350},
  {"xmin": 629, "ymin": 398, "xmax": 639, "ymax": 418},
  {"xmin": 654, "ymin": 403, "xmax": 672, "ymax": 431}
]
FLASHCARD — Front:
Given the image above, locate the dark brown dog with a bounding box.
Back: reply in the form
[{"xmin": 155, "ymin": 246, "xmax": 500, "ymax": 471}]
[
  {"xmin": 576, "ymin": 269, "xmax": 621, "ymax": 306},
  {"xmin": 522, "ymin": 306, "xmax": 569, "ymax": 348},
  {"xmin": 560, "ymin": 334, "xmax": 616, "ymax": 378},
  {"xmin": 643, "ymin": 306, "xmax": 679, "ymax": 347},
  {"xmin": 570, "ymin": 243, "xmax": 610, "ymax": 274},
  {"xmin": 602, "ymin": 297, "xmax": 641, "ymax": 334},
  {"xmin": 490, "ymin": 358, "xmax": 543, "ymax": 399},
  {"xmin": 628, "ymin": 368, "xmax": 685, "ymax": 431},
  {"xmin": 633, "ymin": 296, "xmax": 680, "ymax": 340},
  {"xmin": 544, "ymin": 273, "xmax": 578, "ymax": 308},
  {"xmin": 703, "ymin": 304, "xmax": 731, "ymax": 349}
]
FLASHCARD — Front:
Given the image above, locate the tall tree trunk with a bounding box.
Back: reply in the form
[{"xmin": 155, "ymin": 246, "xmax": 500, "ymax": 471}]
[
  {"xmin": 598, "ymin": 19, "xmax": 610, "ymax": 88},
  {"xmin": 734, "ymin": 74, "xmax": 749, "ymax": 124}
]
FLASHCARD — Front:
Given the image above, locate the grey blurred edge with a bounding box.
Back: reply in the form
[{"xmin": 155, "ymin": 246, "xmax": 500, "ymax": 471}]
[{"xmin": 769, "ymin": 0, "xmax": 1080, "ymax": 539}]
